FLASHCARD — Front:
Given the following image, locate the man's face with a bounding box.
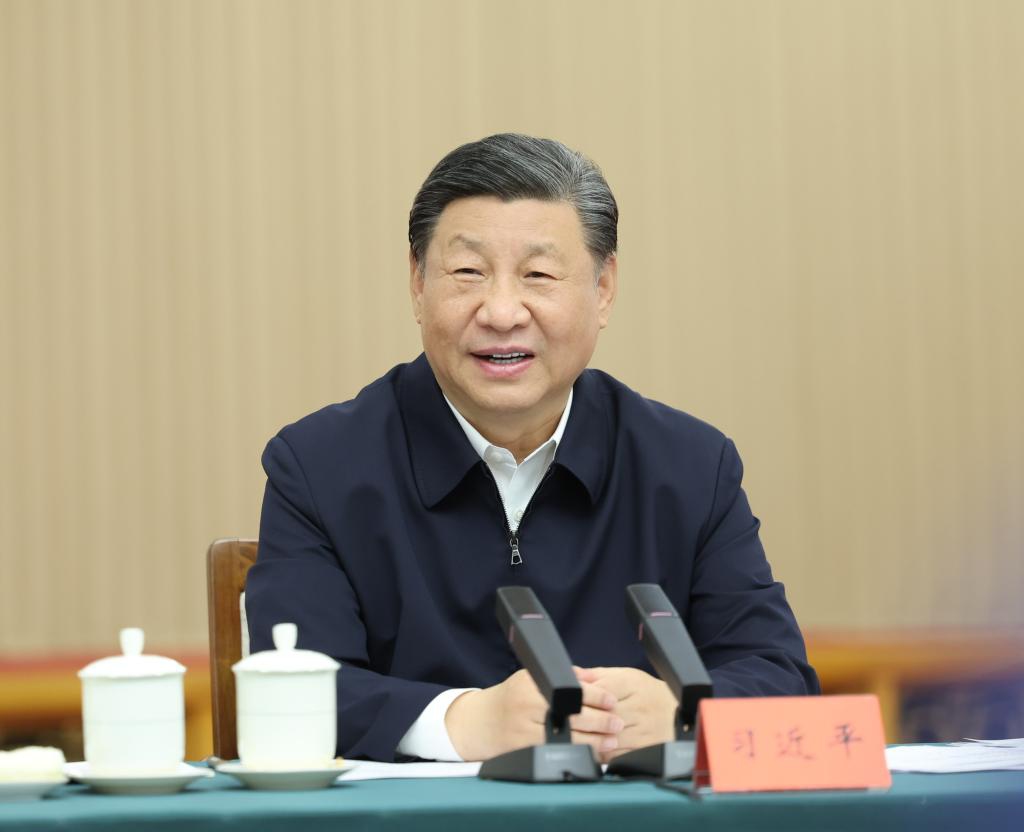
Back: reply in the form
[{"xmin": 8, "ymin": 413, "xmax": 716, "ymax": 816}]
[{"xmin": 410, "ymin": 196, "xmax": 616, "ymax": 433}]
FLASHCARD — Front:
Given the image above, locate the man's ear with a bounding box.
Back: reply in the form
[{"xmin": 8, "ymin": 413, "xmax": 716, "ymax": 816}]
[
  {"xmin": 409, "ymin": 249, "xmax": 424, "ymax": 323},
  {"xmin": 596, "ymin": 254, "xmax": 617, "ymax": 329}
]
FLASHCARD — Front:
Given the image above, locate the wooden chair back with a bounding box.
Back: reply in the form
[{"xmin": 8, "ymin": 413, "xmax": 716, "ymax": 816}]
[{"xmin": 206, "ymin": 537, "xmax": 258, "ymax": 760}]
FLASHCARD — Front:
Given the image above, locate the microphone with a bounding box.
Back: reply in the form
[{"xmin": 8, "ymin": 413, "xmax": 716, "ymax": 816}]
[
  {"xmin": 606, "ymin": 584, "xmax": 713, "ymax": 780},
  {"xmin": 494, "ymin": 586, "xmax": 583, "ymax": 725},
  {"xmin": 478, "ymin": 586, "xmax": 600, "ymax": 783},
  {"xmin": 626, "ymin": 583, "xmax": 713, "ymax": 733}
]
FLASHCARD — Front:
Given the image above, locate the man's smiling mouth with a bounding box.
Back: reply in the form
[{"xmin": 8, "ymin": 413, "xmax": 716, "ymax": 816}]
[{"xmin": 473, "ymin": 351, "xmax": 533, "ymax": 365}]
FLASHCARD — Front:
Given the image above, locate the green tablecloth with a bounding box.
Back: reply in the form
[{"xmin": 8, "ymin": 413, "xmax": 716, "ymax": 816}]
[{"xmin": 2, "ymin": 767, "xmax": 1022, "ymax": 831}]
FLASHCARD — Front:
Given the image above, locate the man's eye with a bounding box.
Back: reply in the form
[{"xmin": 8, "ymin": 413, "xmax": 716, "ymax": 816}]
[
  {"xmin": 454, "ymin": 268, "xmax": 483, "ymax": 275},
  {"xmin": 526, "ymin": 271, "xmax": 554, "ymax": 279}
]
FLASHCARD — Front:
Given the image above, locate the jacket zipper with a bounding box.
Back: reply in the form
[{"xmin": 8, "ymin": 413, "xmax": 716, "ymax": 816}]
[{"xmin": 482, "ymin": 463, "xmax": 554, "ymax": 567}]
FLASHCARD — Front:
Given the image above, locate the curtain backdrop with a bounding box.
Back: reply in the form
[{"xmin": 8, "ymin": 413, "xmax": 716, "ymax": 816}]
[{"xmin": 1, "ymin": 0, "xmax": 1022, "ymax": 652}]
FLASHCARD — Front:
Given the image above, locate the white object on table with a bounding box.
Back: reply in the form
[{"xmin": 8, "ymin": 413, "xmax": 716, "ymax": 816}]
[
  {"xmin": 961, "ymin": 737, "xmax": 1024, "ymax": 748},
  {"xmin": 216, "ymin": 760, "xmax": 354, "ymax": 790},
  {"xmin": 232, "ymin": 622, "xmax": 340, "ymax": 771},
  {"xmin": 0, "ymin": 745, "xmax": 66, "ymax": 783},
  {"xmin": 336, "ymin": 760, "xmax": 482, "ymax": 780},
  {"xmin": 78, "ymin": 628, "xmax": 186, "ymax": 776},
  {"xmin": 885, "ymin": 739, "xmax": 1024, "ymax": 773},
  {"xmin": 64, "ymin": 761, "xmax": 213, "ymax": 795},
  {"xmin": 0, "ymin": 780, "xmax": 67, "ymax": 802}
]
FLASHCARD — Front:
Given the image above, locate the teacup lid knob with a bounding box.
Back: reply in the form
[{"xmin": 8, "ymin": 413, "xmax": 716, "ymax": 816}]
[
  {"xmin": 232, "ymin": 622, "xmax": 340, "ymax": 674},
  {"xmin": 272, "ymin": 622, "xmax": 298, "ymax": 652},
  {"xmin": 120, "ymin": 627, "xmax": 145, "ymax": 657},
  {"xmin": 78, "ymin": 627, "xmax": 185, "ymax": 679}
]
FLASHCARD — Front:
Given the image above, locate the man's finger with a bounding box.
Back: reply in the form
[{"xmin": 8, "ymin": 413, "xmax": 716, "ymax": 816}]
[
  {"xmin": 569, "ymin": 706, "xmax": 625, "ymax": 736},
  {"xmin": 598, "ymin": 743, "xmax": 639, "ymax": 764},
  {"xmin": 579, "ymin": 680, "xmax": 617, "ymax": 710},
  {"xmin": 584, "ymin": 667, "xmax": 637, "ymax": 699},
  {"xmin": 571, "ymin": 729, "xmax": 620, "ymax": 755}
]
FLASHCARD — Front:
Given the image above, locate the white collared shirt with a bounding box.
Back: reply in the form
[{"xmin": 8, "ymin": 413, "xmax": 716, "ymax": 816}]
[
  {"xmin": 444, "ymin": 390, "xmax": 573, "ymax": 533},
  {"xmin": 396, "ymin": 391, "xmax": 574, "ymax": 761}
]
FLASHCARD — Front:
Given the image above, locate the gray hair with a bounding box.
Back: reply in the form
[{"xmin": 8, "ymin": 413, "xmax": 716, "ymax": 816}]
[{"xmin": 408, "ymin": 133, "xmax": 618, "ymax": 270}]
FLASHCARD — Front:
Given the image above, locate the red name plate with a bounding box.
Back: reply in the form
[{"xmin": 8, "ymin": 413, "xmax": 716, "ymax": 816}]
[{"xmin": 693, "ymin": 694, "xmax": 891, "ymax": 792}]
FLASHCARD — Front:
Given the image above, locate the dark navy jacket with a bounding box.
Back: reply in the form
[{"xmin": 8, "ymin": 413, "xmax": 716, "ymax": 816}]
[{"xmin": 246, "ymin": 354, "xmax": 819, "ymax": 761}]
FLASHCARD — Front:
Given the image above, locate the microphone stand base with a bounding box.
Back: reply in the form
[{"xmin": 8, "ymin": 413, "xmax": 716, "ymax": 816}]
[
  {"xmin": 478, "ymin": 743, "xmax": 600, "ymax": 783},
  {"xmin": 605, "ymin": 740, "xmax": 696, "ymax": 781}
]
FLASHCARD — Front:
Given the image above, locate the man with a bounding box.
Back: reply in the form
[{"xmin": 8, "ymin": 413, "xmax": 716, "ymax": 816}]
[{"xmin": 247, "ymin": 133, "xmax": 819, "ymax": 764}]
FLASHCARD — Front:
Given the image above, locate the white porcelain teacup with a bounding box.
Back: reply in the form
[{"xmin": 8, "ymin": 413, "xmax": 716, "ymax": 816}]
[
  {"xmin": 79, "ymin": 628, "xmax": 185, "ymax": 776},
  {"xmin": 233, "ymin": 622, "xmax": 340, "ymax": 770}
]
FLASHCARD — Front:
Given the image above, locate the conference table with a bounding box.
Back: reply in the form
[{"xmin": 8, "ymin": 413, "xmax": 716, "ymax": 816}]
[{"xmin": 2, "ymin": 764, "xmax": 1022, "ymax": 831}]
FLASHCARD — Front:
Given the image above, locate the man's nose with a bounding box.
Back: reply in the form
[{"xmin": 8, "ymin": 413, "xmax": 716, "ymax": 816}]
[{"xmin": 475, "ymin": 276, "xmax": 531, "ymax": 331}]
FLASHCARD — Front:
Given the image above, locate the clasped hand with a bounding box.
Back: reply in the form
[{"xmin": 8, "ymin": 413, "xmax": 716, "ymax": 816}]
[{"xmin": 445, "ymin": 666, "xmax": 676, "ymax": 763}]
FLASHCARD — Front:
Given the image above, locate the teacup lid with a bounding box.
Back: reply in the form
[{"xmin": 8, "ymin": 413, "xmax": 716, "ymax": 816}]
[
  {"xmin": 78, "ymin": 628, "xmax": 186, "ymax": 679},
  {"xmin": 232, "ymin": 622, "xmax": 340, "ymax": 674}
]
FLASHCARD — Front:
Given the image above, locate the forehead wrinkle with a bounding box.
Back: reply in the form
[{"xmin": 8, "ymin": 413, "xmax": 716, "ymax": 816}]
[{"xmin": 442, "ymin": 232, "xmax": 567, "ymax": 264}]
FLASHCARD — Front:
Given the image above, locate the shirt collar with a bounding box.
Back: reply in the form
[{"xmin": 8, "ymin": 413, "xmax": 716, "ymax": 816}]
[
  {"xmin": 398, "ymin": 354, "xmax": 609, "ymax": 508},
  {"xmin": 443, "ymin": 389, "xmax": 573, "ymax": 465}
]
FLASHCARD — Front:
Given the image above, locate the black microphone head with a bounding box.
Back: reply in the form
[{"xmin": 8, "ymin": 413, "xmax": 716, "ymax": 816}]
[
  {"xmin": 496, "ymin": 586, "xmax": 548, "ymax": 632},
  {"xmin": 624, "ymin": 583, "xmax": 712, "ymax": 727},
  {"xmin": 625, "ymin": 583, "xmax": 680, "ymax": 630},
  {"xmin": 495, "ymin": 586, "xmax": 581, "ymax": 716}
]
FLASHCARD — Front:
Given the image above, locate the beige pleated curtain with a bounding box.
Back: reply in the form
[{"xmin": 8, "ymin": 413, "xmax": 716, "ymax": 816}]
[{"xmin": 1, "ymin": 0, "xmax": 1022, "ymax": 653}]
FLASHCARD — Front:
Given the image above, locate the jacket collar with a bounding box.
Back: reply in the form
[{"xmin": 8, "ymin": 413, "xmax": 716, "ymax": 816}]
[
  {"xmin": 398, "ymin": 354, "xmax": 482, "ymax": 509},
  {"xmin": 398, "ymin": 354, "xmax": 610, "ymax": 508},
  {"xmin": 553, "ymin": 368, "xmax": 611, "ymax": 505}
]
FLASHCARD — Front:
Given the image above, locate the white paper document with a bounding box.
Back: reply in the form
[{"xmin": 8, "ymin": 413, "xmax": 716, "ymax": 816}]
[
  {"xmin": 886, "ymin": 739, "xmax": 1024, "ymax": 773},
  {"xmin": 963, "ymin": 737, "xmax": 1024, "ymax": 748},
  {"xmin": 337, "ymin": 760, "xmax": 482, "ymax": 781}
]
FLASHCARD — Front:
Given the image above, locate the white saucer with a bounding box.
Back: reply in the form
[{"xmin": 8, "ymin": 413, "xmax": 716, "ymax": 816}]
[
  {"xmin": 215, "ymin": 761, "xmax": 354, "ymax": 791},
  {"xmin": 64, "ymin": 762, "xmax": 215, "ymax": 795},
  {"xmin": 0, "ymin": 778, "xmax": 67, "ymax": 802}
]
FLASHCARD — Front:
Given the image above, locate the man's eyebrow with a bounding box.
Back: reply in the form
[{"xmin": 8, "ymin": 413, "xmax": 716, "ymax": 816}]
[
  {"xmin": 523, "ymin": 241, "xmax": 560, "ymax": 258},
  {"xmin": 446, "ymin": 233, "xmax": 484, "ymax": 252}
]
